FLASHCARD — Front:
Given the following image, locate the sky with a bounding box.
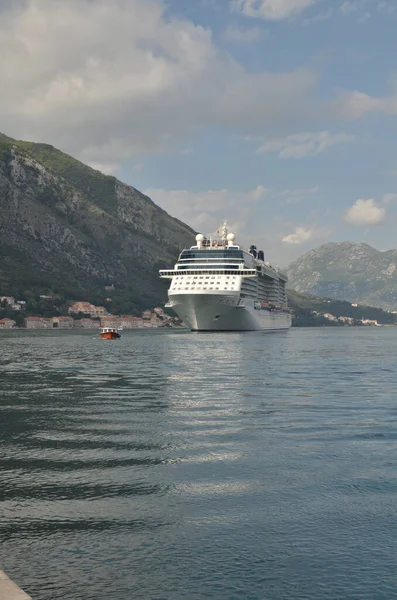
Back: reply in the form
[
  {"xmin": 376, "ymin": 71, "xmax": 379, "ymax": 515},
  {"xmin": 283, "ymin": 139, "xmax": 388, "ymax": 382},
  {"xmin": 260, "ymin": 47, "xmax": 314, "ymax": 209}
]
[{"xmin": 1, "ymin": 0, "xmax": 397, "ymax": 265}]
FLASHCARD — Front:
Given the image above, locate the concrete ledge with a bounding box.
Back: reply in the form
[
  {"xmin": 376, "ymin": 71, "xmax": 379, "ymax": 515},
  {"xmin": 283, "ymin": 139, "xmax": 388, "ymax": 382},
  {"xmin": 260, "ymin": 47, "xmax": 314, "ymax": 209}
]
[{"xmin": 0, "ymin": 570, "xmax": 32, "ymax": 600}]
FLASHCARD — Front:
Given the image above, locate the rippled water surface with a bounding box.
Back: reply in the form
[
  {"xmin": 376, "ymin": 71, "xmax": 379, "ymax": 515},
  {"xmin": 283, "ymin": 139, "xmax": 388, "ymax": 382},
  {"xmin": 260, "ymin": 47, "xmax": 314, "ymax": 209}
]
[{"xmin": 1, "ymin": 328, "xmax": 397, "ymax": 599}]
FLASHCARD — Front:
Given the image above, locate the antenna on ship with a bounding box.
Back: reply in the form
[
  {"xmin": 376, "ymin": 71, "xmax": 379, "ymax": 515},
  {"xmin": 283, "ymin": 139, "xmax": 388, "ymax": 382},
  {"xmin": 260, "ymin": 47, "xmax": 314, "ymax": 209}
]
[{"xmin": 221, "ymin": 220, "xmax": 228, "ymax": 241}]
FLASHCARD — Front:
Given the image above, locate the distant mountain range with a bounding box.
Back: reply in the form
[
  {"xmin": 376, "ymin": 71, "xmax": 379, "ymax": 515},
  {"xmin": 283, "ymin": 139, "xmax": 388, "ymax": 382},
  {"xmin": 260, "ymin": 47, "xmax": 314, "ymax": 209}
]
[
  {"xmin": 0, "ymin": 133, "xmax": 194, "ymax": 312},
  {"xmin": 287, "ymin": 242, "xmax": 397, "ymax": 311}
]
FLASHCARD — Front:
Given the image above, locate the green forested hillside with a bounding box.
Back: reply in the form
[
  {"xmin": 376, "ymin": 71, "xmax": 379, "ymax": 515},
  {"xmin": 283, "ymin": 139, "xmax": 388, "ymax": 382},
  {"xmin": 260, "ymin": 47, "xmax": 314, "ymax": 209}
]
[{"xmin": 0, "ymin": 133, "xmax": 194, "ymax": 311}]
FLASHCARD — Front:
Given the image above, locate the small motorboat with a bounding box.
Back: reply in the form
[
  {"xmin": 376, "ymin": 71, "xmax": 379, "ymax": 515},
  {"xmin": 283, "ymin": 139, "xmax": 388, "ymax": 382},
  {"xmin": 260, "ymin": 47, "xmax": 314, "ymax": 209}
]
[{"xmin": 100, "ymin": 327, "xmax": 121, "ymax": 340}]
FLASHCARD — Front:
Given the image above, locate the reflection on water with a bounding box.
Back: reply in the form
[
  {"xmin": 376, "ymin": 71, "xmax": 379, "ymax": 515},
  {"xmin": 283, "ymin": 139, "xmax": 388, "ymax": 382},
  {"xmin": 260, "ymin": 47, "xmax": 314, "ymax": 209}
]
[{"xmin": 1, "ymin": 328, "xmax": 397, "ymax": 599}]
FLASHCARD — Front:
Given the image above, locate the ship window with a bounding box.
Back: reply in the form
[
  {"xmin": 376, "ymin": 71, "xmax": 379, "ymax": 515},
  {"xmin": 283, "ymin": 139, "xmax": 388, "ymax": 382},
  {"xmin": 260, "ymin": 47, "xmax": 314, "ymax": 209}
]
[{"xmin": 180, "ymin": 250, "xmax": 244, "ymax": 260}]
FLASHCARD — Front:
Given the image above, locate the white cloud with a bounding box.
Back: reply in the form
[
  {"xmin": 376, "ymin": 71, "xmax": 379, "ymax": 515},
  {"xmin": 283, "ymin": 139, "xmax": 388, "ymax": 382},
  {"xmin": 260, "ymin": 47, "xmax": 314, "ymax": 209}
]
[
  {"xmin": 0, "ymin": 0, "xmax": 317, "ymax": 167},
  {"xmin": 280, "ymin": 186, "xmax": 319, "ymax": 203},
  {"xmin": 357, "ymin": 11, "xmax": 371, "ymax": 21},
  {"xmin": 222, "ymin": 24, "xmax": 264, "ymax": 43},
  {"xmin": 232, "ymin": 0, "xmax": 394, "ymax": 23},
  {"xmin": 382, "ymin": 193, "xmax": 397, "ymax": 204},
  {"xmin": 344, "ymin": 198, "xmax": 385, "ymax": 225},
  {"xmin": 339, "ymin": 0, "xmax": 368, "ymax": 15},
  {"xmin": 87, "ymin": 162, "xmax": 120, "ymax": 175},
  {"xmin": 339, "ymin": 0, "xmax": 395, "ymax": 19},
  {"xmin": 250, "ymin": 184, "xmax": 268, "ymax": 200},
  {"xmin": 302, "ymin": 8, "xmax": 333, "ymax": 25},
  {"xmin": 282, "ymin": 227, "xmax": 313, "ymax": 244},
  {"xmin": 145, "ymin": 185, "xmax": 267, "ymax": 234},
  {"xmin": 257, "ymin": 131, "xmax": 354, "ymax": 158},
  {"xmin": 280, "ymin": 186, "xmax": 319, "ymax": 196},
  {"xmin": 377, "ymin": 2, "xmax": 396, "ymax": 15},
  {"xmin": 336, "ymin": 90, "xmax": 397, "ymax": 119},
  {"xmin": 231, "ymin": 0, "xmax": 317, "ymax": 20}
]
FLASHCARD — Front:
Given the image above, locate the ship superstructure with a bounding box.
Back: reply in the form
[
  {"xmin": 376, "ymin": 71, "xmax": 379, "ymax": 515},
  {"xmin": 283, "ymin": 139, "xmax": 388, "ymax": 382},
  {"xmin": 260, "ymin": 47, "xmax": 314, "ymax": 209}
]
[{"xmin": 159, "ymin": 222, "xmax": 291, "ymax": 331}]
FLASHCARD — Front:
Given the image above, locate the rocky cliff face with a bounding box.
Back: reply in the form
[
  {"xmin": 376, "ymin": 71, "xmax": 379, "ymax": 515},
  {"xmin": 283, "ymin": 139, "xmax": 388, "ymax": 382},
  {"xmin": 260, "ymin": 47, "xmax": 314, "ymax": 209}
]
[
  {"xmin": 0, "ymin": 133, "xmax": 195, "ymax": 309},
  {"xmin": 287, "ymin": 242, "xmax": 397, "ymax": 310}
]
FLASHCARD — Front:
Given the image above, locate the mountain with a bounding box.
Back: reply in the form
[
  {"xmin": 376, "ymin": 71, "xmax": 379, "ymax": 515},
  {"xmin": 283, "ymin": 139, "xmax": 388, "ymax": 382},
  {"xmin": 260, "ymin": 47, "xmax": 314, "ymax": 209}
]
[
  {"xmin": 287, "ymin": 242, "xmax": 397, "ymax": 311},
  {"xmin": 0, "ymin": 133, "xmax": 195, "ymax": 312}
]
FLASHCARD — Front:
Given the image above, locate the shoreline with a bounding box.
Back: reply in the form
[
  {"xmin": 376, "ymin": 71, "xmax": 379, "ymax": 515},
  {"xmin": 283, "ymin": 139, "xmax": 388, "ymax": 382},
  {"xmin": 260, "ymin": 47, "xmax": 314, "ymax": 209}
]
[{"xmin": 0, "ymin": 570, "xmax": 32, "ymax": 599}]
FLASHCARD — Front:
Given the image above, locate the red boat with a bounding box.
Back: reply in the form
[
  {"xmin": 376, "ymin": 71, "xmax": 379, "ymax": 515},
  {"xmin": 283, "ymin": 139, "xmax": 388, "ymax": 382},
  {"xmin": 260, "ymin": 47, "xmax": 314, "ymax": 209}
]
[{"xmin": 100, "ymin": 327, "xmax": 121, "ymax": 340}]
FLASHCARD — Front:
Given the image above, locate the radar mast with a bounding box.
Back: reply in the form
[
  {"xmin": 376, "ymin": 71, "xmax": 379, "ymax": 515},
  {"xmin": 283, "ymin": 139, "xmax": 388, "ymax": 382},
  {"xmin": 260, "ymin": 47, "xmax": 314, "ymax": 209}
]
[{"xmin": 221, "ymin": 220, "xmax": 228, "ymax": 241}]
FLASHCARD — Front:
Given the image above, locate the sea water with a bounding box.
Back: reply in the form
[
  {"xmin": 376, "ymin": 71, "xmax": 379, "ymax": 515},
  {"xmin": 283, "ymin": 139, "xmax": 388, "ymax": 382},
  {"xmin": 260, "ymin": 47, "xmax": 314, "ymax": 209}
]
[{"xmin": 0, "ymin": 328, "xmax": 396, "ymax": 599}]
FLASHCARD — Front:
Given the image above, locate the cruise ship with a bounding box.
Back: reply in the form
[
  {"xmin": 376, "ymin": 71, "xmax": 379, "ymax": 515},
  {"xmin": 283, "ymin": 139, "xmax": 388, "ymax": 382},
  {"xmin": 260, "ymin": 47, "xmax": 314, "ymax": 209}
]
[{"xmin": 159, "ymin": 222, "xmax": 292, "ymax": 332}]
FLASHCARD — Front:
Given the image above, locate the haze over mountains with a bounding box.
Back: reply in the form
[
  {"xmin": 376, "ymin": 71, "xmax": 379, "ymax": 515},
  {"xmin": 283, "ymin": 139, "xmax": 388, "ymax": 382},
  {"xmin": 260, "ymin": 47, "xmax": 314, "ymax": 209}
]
[{"xmin": 287, "ymin": 242, "xmax": 397, "ymax": 311}]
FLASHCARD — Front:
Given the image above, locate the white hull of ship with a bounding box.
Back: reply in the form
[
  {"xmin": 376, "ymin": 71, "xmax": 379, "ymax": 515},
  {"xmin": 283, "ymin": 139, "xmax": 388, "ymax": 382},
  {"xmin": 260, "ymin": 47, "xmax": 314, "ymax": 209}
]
[{"xmin": 168, "ymin": 293, "xmax": 291, "ymax": 332}]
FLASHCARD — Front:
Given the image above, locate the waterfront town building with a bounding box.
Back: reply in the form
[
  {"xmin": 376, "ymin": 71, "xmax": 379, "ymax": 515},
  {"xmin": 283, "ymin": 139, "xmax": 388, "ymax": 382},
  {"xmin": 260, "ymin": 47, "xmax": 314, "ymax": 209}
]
[
  {"xmin": 0, "ymin": 318, "xmax": 16, "ymax": 329},
  {"xmin": 0, "ymin": 295, "xmax": 177, "ymax": 329},
  {"xmin": 25, "ymin": 317, "xmax": 53, "ymax": 329},
  {"xmin": 68, "ymin": 302, "xmax": 109, "ymax": 318},
  {"xmin": 73, "ymin": 318, "xmax": 100, "ymax": 329},
  {"xmin": 53, "ymin": 316, "xmax": 74, "ymax": 329}
]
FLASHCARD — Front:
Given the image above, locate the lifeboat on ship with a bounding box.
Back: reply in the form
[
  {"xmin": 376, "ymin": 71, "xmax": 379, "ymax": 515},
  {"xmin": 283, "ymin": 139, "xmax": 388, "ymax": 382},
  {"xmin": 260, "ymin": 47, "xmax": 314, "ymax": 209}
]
[{"xmin": 100, "ymin": 327, "xmax": 121, "ymax": 340}]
